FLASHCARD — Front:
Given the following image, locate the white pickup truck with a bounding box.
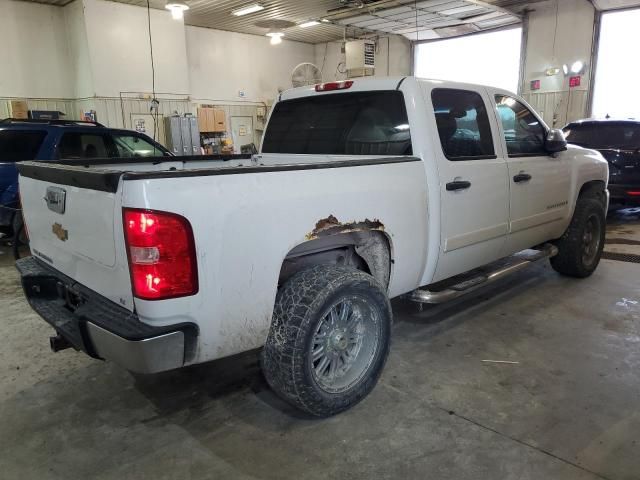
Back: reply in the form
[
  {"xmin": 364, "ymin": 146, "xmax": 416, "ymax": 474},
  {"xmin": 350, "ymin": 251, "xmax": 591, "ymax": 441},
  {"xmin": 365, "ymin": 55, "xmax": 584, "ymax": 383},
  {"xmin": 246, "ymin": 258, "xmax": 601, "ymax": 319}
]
[{"xmin": 16, "ymin": 77, "xmax": 608, "ymax": 417}]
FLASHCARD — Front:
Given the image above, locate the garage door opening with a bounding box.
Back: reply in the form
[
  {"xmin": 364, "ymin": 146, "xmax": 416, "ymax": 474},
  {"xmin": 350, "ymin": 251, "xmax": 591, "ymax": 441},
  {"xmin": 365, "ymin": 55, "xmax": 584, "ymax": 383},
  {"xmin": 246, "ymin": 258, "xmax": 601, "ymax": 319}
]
[
  {"xmin": 592, "ymin": 8, "xmax": 640, "ymax": 119},
  {"xmin": 414, "ymin": 27, "xmax": 523, "ymax": 93}
]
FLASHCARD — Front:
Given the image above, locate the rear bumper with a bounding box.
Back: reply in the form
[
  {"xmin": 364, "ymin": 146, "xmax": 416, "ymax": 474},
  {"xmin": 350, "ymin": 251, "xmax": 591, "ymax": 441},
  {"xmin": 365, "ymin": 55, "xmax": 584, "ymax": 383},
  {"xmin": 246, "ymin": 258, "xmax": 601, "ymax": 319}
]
[
  {"xmin": 608, "ymin": 184, "xmax": 640, "ymax": 205},
  {"xmin": 16, "ymin": 257, "xmax": 198, "ymax": 374}
]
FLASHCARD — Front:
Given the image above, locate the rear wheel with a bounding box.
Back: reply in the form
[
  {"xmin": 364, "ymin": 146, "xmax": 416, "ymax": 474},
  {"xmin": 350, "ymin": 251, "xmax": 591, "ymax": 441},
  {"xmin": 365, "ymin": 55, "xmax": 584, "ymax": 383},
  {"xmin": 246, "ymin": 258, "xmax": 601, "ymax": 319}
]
[
  {"xmin": 550, "ymin": 197, "xmax": 605, "ymax": 278},
  {"xmin": 12, "ymin": 213, "xmax": 30, "ymax": 260},
  {"xmin": 262, "ymin": 265, "xmax": 392, "ymax": 417}
]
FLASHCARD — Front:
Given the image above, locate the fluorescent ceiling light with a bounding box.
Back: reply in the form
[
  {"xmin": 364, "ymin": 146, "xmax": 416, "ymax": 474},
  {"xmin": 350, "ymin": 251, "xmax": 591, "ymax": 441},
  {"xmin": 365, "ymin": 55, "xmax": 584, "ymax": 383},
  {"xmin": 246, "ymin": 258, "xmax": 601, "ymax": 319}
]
[
  {"xmin": 232, "ymin": 3, "xmax": 264, "ymax": 16},
  {"xmin": 299, "ymin": 20, "xmax": 321, "ymax": 28},
  {"xmin": 165, "ymin": 1, "xmax": 189, "ymax": 20}
]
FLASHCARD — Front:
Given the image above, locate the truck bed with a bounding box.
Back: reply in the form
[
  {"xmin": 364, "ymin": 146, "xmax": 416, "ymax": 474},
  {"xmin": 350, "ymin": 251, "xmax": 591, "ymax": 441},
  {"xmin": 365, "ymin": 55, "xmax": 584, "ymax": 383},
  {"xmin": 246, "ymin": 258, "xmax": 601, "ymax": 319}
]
[
  {"xmin": 17, "ymin": 154, "xmax": 427, "ymax": 363},
  {"xmin": 18, "ymin": 154, "xmax": 419, "ymax": 192}
]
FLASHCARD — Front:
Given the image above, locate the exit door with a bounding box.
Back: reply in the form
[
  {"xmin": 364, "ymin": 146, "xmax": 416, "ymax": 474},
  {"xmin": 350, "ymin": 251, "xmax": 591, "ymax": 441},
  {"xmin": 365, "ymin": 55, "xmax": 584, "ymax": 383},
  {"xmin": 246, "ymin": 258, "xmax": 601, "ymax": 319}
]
[{"xmin": 231, "ymin": 116, "xmax": 254, "ymax": 154}]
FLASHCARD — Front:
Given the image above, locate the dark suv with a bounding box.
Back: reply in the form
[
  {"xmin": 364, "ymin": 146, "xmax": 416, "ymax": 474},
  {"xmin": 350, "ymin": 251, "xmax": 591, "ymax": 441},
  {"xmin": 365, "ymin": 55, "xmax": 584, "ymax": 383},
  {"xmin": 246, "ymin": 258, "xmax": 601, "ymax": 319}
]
[
  {"xmin": 0, "ymin": 118, "xmax": 171, "ymax": 256},
  {"xmin": 563, "ymin": 119, "xmax": 640, "ymax": 207}
]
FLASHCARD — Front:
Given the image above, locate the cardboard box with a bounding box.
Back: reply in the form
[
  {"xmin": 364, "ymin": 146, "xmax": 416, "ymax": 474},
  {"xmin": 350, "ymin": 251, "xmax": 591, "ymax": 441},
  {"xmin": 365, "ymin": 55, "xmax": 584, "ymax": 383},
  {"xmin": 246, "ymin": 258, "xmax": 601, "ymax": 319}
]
[{"xmin": 10, "ymin": 100, "xmax": 28, "ymax": 119}]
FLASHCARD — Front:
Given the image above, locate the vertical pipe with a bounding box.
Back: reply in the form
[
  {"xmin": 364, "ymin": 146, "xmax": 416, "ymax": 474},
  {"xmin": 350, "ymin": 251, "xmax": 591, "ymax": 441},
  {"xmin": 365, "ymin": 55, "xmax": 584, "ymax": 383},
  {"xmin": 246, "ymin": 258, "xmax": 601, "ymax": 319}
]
[
  {"xmin": 586, "ymin": 8, "xmax": 602, "ymax": 118},
  {"xmin": 518, "ymin": 11, "xmax": 529, "ymax": 96}
]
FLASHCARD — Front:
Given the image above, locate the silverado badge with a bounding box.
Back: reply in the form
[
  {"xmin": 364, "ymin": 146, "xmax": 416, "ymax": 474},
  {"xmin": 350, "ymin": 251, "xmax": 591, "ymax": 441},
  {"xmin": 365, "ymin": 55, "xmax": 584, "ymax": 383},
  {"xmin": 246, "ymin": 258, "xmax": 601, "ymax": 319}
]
[{"xmin": 52, "ymin": 223, "xmax": 68, "ymax": 242}]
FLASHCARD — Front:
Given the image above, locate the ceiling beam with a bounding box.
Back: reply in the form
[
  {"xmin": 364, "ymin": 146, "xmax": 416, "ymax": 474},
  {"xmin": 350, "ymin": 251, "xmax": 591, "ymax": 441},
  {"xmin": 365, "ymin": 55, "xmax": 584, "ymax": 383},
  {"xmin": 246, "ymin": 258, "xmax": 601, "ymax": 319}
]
[
  {"xmin": 333, "ymin": 0, "xmax": 522, "ymax": 39},
  {"xmin": 464, "ymin": 0, "xmax": 523, "ymax": 18}
]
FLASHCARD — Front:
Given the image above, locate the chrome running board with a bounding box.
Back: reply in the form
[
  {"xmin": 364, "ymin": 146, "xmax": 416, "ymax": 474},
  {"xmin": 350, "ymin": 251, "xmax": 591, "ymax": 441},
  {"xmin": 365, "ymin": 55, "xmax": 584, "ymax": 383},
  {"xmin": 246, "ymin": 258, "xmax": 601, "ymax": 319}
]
[{"xmin": 408, "ymin": 244, "xmax": 558, "ymax": 305}]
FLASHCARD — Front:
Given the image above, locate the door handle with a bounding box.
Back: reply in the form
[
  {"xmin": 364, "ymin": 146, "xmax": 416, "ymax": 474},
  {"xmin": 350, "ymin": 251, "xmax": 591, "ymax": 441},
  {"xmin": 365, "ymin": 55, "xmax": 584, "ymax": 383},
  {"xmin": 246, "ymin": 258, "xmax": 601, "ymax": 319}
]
[
  {"xmin": 446, "ymin": 180, "xmax": 471, "ymax": 191},
  {"xmin": 513, "ymin": 173, "xmax": 532, "ymax": 183}
]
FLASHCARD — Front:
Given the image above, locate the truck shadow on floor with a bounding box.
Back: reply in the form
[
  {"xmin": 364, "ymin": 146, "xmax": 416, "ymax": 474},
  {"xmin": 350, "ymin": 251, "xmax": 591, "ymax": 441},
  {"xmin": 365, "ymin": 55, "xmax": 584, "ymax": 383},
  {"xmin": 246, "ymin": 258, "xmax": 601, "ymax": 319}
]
[
  {"xmin": 131, "ymin": 348, "xmax": 300, "ymax": 417},
  {"xmin": 132, "ymin": 264, "xmax": 555, "ymax": 421}
]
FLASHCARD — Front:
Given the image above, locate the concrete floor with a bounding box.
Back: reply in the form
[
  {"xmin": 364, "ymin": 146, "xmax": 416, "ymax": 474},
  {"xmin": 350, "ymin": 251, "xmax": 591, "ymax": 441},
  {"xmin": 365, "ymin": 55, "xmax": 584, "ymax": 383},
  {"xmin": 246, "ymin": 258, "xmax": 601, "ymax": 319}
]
[{"xmin": 1, "ymin": 210, "xmax": 639, "ymax": 480}]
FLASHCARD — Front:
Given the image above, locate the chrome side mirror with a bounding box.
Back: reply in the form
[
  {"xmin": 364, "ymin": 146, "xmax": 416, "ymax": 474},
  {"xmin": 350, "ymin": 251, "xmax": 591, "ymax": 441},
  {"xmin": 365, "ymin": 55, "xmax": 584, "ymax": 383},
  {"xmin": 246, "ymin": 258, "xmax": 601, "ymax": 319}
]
[{"xmin": 545, "ymin": 129, "xmax": 568, "ymax": 153}]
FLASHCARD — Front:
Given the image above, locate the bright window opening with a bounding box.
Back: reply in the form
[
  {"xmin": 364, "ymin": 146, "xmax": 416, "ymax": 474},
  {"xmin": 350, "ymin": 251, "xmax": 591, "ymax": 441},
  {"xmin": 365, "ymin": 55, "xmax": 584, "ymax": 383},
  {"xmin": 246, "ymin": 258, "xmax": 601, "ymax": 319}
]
[
  {"xmin": 414, "ymin": 28, "xmax": 523, "ymax": 93},
  {"xmin": 592, "ymin": 9, "xmax": 640, "ymax": 120}
]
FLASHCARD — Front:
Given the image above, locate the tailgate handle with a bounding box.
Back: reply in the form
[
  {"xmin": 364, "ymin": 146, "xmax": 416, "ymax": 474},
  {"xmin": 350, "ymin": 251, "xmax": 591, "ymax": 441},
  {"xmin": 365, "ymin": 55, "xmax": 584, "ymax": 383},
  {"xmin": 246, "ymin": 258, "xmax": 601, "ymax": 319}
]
[{"xmin": 44, "ymin": 187, "xmax": 67, "ymax": 214}]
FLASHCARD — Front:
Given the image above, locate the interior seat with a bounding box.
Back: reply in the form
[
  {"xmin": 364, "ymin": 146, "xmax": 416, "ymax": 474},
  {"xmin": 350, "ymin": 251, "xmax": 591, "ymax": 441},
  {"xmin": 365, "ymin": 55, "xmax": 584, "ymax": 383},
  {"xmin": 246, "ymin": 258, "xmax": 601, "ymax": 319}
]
[
  {"xmin": 84, "ymin": 144, "xmax": 98, "ymax": 158},
  {"xmin": 435, "ymin": 112, "xmax": 483, "ymax": 158},
  {"xmin": 345, "ymin": 108, "xmax": 411, "ymax": 156}
]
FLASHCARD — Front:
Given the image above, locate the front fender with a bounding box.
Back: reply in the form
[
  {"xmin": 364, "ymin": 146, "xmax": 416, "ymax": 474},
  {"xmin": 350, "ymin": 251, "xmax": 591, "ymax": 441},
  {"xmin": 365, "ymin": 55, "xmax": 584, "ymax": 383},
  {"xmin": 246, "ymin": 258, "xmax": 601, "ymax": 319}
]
[{"xmin": 568, "ymin": 145, "xmax": 609, "ymax": 214}]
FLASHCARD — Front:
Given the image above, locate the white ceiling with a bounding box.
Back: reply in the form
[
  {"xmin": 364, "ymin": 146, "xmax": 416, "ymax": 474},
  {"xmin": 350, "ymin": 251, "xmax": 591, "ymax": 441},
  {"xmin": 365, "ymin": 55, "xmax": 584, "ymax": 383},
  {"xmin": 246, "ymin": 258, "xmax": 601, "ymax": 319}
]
[{"xmin": 18, "ymin": 0, "xmax": 542, "ymax": 43}]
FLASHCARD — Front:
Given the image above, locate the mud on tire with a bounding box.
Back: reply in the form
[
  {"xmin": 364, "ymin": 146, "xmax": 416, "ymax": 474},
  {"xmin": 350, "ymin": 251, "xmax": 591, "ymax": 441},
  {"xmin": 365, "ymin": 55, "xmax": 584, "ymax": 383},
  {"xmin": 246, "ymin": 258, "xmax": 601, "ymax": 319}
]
[{"xmin": 261, "ymin": 265, "xmax": 392, "ymax": 417}]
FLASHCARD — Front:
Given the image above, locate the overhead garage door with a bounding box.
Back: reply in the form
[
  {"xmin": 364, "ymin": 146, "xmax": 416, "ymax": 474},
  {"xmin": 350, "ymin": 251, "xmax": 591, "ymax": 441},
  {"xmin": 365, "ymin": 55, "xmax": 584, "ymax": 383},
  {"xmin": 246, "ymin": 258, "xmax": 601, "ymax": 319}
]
[
  {"xmin": 414, "ymin": 27, "xmax": 523, "ymax": 93},
  {"xmin": 592, "ymin": 8, "xmax": 640, "ymax": 119}
]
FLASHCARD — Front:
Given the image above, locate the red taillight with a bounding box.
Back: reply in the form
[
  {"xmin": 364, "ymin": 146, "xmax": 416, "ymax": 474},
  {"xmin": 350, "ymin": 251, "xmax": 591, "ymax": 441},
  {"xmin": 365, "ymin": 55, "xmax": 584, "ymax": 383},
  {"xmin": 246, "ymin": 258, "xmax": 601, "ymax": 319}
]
[
  {"xmin": 315, "ymin": 80, "xmax": 354, "ymax": 92},
  {"xmin": 123, "ymin": 208, "xmax": 198, "ymax": 300},
  {"xmin": 627, "ymin": 191, "xmax": 640, "ymax": 196}
]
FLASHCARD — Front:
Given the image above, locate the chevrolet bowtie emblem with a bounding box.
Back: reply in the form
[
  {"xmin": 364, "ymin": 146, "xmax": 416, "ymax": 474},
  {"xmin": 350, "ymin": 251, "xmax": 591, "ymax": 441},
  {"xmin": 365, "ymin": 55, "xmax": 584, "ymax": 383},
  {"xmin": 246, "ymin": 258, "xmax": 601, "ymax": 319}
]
[{"xmin": 52, "ymin": 223, "xmax": 68, "ymax": 242}]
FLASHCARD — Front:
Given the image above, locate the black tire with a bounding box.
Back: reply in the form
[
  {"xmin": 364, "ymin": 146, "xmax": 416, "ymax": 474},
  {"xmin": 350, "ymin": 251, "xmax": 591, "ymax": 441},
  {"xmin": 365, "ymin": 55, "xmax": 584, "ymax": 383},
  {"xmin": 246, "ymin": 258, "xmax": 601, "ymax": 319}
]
[
  {"xmin": 550, "ymin": 197, "xmax": 605, "ymax": 278},
  {"xmin": 12, "ymin": 212, "xmax": 29, "ymax": 260},
  {"xmin": 261, "ymin": 265, "xmax": 392, "ymax": 417}
]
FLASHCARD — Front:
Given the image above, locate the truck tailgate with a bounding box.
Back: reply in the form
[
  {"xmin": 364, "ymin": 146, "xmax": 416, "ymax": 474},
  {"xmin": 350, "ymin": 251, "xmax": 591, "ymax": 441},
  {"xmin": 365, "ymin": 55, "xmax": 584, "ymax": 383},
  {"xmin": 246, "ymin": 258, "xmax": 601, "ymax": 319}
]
[{"xmin": 18, "ymin": 164, "xmax": 134, "ymax": 311}]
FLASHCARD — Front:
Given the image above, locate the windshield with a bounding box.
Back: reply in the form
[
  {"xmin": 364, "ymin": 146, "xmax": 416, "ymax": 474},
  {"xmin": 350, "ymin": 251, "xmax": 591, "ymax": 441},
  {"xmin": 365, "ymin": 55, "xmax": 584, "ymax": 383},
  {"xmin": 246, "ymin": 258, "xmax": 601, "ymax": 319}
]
[
  {"xmin": 112, "ymin": 134, "xmax": 165, "ymax": 157},
  {"xmin": 563, "ymin": 123, "xmax": 640, "ymax": 150},
  {"xmin": 262, "ymin": 91, "xmax": 412, "ymax": 156}
]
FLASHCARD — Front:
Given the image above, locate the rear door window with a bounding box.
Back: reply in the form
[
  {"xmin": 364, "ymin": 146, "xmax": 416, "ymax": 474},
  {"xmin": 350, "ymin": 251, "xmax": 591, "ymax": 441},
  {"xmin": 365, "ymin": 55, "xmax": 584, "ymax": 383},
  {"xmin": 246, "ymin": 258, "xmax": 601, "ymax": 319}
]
[
  {"xmin": 0, "ymin": 130, "xmax": 46, "ymax": 162},
  {"xmin": 262, "ymin": 91, "xmax": 412, "ymax": 156},
  {"xmin": 58, "ymin": 133, "xmax": 113, "ymax": 159},
  {"xmin": 431, "ymin": 89, "xmax": 496, "ymax": 161}
]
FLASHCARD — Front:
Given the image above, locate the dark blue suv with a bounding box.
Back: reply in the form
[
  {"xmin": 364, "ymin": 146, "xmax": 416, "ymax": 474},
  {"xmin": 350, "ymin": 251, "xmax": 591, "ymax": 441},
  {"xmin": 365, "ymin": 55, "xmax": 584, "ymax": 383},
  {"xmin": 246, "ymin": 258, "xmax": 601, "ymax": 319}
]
[
  {"xmin": 563, "ymin": 119, "xmax": 640, "ymax": 208},
  {"xmin": 0, "ymin": 118, "xmax": 171, "ymax": 255}
]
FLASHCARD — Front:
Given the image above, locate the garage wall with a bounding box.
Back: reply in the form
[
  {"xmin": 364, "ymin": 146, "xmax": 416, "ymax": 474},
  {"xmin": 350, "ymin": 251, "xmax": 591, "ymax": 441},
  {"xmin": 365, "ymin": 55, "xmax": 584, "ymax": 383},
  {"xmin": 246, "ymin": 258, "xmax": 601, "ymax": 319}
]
[
  {"xmin": 82, "ymin": 0, "xmax": 190, "ymax": 97},
  {"xmin": 0, "ymin": 0, "xmax": 72, "ymax": 99},
  {"xmin": 521, "ymin": 0, "xmax": 596, "ymax": 127},
  {"xmin": 0, "ymin": 0, "xmax": 316, "ymax": 128},
  {"xmin": 314, "ymin": 35, "xmax": 412, "ymax": 81},
  {"xmin": 187, "ymin": 26, "xmax": 314, "ymax": 104},
  {"xmin": 1, "ymin": 0, "xmax": 407, "ymax": 139}
]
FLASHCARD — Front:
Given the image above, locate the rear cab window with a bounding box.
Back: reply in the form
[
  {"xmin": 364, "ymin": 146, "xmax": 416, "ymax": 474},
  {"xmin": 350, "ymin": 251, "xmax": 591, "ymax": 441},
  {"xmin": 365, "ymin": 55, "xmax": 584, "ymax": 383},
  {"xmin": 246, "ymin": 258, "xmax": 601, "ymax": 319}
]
[
  {"xmin": 0, "ymin": 130, "xmax": 47, "ymax": 162},
  {"xmin": 431, "ymin": 89, "xmax": 496, "ymax": 161},
  {"xmin": 262, "ymin": 91, "xmax": 412, "ymax": 156}
]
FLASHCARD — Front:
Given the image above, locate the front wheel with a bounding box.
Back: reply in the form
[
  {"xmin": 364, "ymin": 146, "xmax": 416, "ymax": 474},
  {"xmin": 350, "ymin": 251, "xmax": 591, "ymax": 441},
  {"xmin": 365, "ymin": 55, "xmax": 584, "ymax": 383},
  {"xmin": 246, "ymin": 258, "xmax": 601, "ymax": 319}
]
[
  {"xmin": 262, "ymin": 265, "xmax": 392, "ymax": 417},
  {"xmin": 550, "ymin": 197, "xmax": 605, "ymax": 278}
]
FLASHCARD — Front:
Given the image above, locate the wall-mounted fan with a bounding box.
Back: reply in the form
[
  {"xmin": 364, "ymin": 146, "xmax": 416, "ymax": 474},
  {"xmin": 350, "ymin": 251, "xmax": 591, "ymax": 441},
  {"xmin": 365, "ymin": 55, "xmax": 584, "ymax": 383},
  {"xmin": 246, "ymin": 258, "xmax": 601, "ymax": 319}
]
[{"xmin": 291, "ymin": 62, "xmax": 323, "ymax": 88}]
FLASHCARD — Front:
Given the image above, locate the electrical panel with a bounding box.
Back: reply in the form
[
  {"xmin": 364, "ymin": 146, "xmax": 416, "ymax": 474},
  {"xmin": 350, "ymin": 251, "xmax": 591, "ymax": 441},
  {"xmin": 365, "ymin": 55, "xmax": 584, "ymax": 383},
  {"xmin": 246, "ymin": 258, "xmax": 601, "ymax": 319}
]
[{"xmin": 345, "ymin": 40, "xmax": 375, "ymax": 72}]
